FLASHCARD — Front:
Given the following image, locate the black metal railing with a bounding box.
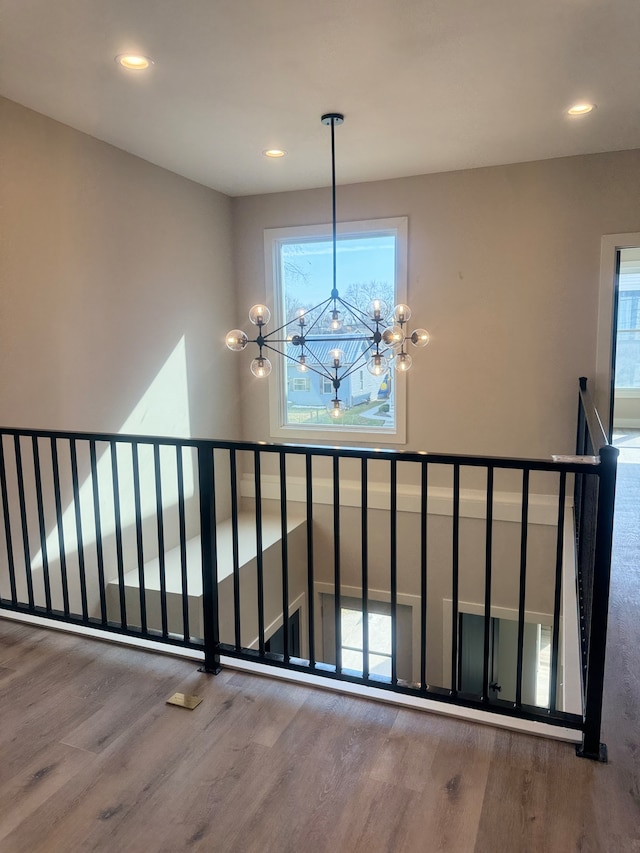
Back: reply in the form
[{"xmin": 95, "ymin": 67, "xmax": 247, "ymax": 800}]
[
  {"xmin": 0, "ymin": 379, "xmax": 617, "ymax": 758},
  {"xmin": 573, "ymin": 377, "xmax": 618, "ymax": 760}
]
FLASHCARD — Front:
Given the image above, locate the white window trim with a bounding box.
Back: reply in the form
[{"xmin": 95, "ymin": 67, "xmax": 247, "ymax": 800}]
[{"xmin": 263, "ymin": 217, "xmax": 408, "ymax": 444}]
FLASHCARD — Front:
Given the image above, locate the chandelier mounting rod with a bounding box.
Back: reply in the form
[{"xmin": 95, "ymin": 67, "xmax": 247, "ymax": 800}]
[{"xmin": 321, "ymin": 113, "xmax": 344, "ymax": 302}]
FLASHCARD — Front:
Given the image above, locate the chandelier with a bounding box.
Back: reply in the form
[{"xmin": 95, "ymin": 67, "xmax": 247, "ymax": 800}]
[{"xmin": 226, "ymin": 113, "xmax": 429, "ymax": 419}]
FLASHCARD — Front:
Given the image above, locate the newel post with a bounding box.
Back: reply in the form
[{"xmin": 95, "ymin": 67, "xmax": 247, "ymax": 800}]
[
  {"xmin": 577, "ymin": 442, "xmax": 618, "ymax": 761},
  {"xmin": 198, "ymin": 444, "xmax": 221, "ymax": 674}
]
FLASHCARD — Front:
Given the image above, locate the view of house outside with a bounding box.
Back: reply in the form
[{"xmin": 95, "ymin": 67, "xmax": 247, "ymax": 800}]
[{"xmin": 279, "ymin": 233, "xmax": 397, "ymax": 428}]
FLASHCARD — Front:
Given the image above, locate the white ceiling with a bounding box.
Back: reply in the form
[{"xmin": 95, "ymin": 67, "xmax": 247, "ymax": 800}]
[{"xmin": 1, "ymin": 0, "xmax": 639, "ymax": 197}]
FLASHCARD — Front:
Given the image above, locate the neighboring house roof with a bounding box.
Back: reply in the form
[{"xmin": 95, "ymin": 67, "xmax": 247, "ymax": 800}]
[{"xmin": 286, "ymin": 339, "xmax": 370, "ymax": 372}]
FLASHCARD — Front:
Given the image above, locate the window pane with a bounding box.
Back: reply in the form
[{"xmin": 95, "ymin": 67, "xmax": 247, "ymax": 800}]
[
  {"xmin": 615, "ymin": 263, "xmax": 640, "ymax": 389},
  {"xmin": 280, "ymin": 234, "xmax": 397, "ymax": 428},
  {"xmin": 369, "ymin": 653, "xmax": 392, "ymax": 678},
  {"xmin": 341, "ymin": 608, "xmax": 363, "ymax": 649},
  {"xmin": 368, "ymin": 612, "xmax": 392, "ymax": 655},
  {"xmin": 342, "ymin": 649, "xmax": 363, "ymax": 672}
]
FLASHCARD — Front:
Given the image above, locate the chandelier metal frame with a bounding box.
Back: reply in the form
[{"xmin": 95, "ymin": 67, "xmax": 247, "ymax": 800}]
[{"xmin": 226, "ymin": 113, "xmax": 429, "ymax": 419}]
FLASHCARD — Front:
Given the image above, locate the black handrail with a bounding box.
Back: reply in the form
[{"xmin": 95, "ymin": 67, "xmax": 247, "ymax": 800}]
[
  {"xmin": 574, "ymin": 378, "xmax": 618, "ymax": 761},
  {"xmin": 578, "ymin": 376, "xmax": 609, "ymax": 452},
  {"xmin": 0, "ymin": 424, "xmax": 602, "ymax": 473}
]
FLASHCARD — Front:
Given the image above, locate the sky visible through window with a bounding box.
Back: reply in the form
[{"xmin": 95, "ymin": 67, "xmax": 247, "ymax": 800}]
[
  {"xmin": 281, "ymin": 234, "xmax": 396, "ymax": 309},
  {"xmin": 279, "ymin": 233, "xmax": 398, "ymax": 429}
]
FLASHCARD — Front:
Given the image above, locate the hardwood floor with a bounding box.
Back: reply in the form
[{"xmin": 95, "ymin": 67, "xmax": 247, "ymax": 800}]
[
  {"xmin": 0, "ymin": 618, "xmax": 636, "ymax": 852},
  {"xmin": 0, "ymin": 464, "xmax": 638, "ymax": 851}
]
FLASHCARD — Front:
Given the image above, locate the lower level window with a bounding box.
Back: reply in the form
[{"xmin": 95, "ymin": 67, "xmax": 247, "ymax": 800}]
[{"xmin": 341, "ymin": 607, "xmax": 392, "ymax": 677}]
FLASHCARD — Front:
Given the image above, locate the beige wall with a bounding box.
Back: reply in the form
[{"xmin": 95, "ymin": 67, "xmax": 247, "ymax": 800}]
[
  {"xmin": 232, "ymin": 150, "xmax": 640, "ymax": 458},
  {"xmin": 0, "ymin": 96, "xmax": 240, "ymax": 440}
]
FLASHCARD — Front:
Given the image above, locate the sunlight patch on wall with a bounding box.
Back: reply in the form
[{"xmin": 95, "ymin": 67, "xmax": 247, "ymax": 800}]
[{"xmin": 31, "ymin": 336, "xmax": 194, "ymax": 570}]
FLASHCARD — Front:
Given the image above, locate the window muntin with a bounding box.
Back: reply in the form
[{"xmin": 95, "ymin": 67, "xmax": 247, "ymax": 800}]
[{"xmin": 265, "ymin": 218, "xmax": 408, "ymax": 443}]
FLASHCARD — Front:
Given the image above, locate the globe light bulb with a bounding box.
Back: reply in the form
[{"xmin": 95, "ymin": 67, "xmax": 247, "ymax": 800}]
[
  {"xmin": 366, "ymin": 299, "xmax": 389, "ymax": 321},
  {"xmin": 326, "ymin": 398, "xmax": 346, "ymax": 418},
  {"xmin": 297, "ymin": 309, "xmax": 306, "ymax": 326},
  {"xmin": 367, "ymin": 354, "xmax": 389, "ymax": 376},
  {"xmin": 250, "ymin": 356, "xmax": 272, "ymax": 378},
  {"xmin": 393, "ymin": 304, "xmax": 412, "ymax": 324},
  {"xmin": 329, "ymin": 309, "xmax": 342, "ymax": 331},
  {"xmin": 329, "ymin": 349, "xmax": 344, "ymax": 368},
  {"xmin": 411, "ymin": 328, "xmax": 430, "ymax": 348},
  {"xmin": 296, "ymin": 355, "xmax": 309, "ymax": 372},
  {"xmin": 226, "ymin": 329, "xmax": 248, "ymax": 351},
  {"xmin": 382, "ymin": 325, "xmax": 404, "ymax": 347},
  {"xmin": 394, "ymin": 351, "xmax": 413, "ymax": 372},
  {"xmin": 249, "ymin": 304, "xmax": 271, "ymax": 326}
]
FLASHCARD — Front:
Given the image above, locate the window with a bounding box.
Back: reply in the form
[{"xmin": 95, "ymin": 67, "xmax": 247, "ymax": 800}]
[
  {"xmin": 341, "ymin": 607, "xmax": 392, "ymax": 677},
  {"xmin": 288, "ymin": 377, "xmax": 311, "ymax": 392},
  {"xmin": 615, "ymin": 255, "xmax": 640, "ymax": 390},
  {"xmin": 321, "ymin": 593, "xmax": 413, "ymax": 681},
  {"xmin": 264, "ymin": 217, "xmax": 408, "ymax": 443}
]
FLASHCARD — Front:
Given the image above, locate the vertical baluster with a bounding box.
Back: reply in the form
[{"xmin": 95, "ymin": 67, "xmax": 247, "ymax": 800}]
[
  {"xmin": 279, "ymin": 452, "xmax": 290, "ymax": 663},
  {"xmin": 254, "ymin": 450, "xmax": 265, "ymax": 656},
  {"xmin": 131, "ymin": 443, "xmax": 147, "ymax": 634},
  {"xmin": 110, "ymin": 441, "xmax": 127, "ymax": 630},
  {"xmin": 580, "ymin": 444, "xmax": 618, "ymax": 760},
  {"xmin": 153, "ymin": 443, "xmax": 168, "ymax": 638},
  {"xmin": 451, "ymin": 463, "xmax": 460, "ymax": 694},
  {"xmin": 198, "ymin": 445, "xmax": 220, "ymax": 673},
  {"xmin": 575, "ymin": 388, "xmax": 586, "ymax": 534},
  {"xmin": 229, "ymin": 448, "xmax": 241, "ymax": 651},
  {"xmin": 89, "ymin": 440, "xmax": 107, "ymax": 625},
  {"xmin": 550, "ymin": 471, "xmax": 567, "ymax": 712},
  {"xmin": 515, "ymin": 468, "xmax": 530, "ymax": 708},
  {"xmin": 0, "ymin": 437, "xmax": 18, "ymax": 605},
  {"xmin": 361, "ymin": 457, "xmax": 369, "ymax": 681},
  {"xmin": 176, "ymin": 445, "xmax": 189, "ymax": 644},
  {"xmin": 70, "ymin": 440, "xmax": 89, "ymax": 622},
  {"xmin": 420, "ymin": 460, "xmax": 428, "ymax": 691},
  {"xmin": 390, "ymin": 458, "xmax": 398, "ymax": 686},
  {"xmin": 305, "ymin": 453, "xmax": 315, "ymax": 668},
  {"xmin": 333, "ymin": 455, "xmax": 341, "ymax": 674},
  {"xmin": 482, "ymin": 466, "xmax": 494, "ymax": 702},
  {"xmin": 50, "ymin": 437, "xmax": 70, "ymax": 616},
  {"xmin": 32, "ymin": 437, "xmax": 52, "ymax": 612},
  {"xmin": 15, "ymin": 436, "xmax": 35, "ymax": 609}
]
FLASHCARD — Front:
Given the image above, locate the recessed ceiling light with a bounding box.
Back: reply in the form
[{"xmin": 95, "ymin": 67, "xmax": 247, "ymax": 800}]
[
  {"xmin": 263, "ymin": 149, "xmax": 287, "ymax": 158},
  {"xmin": 567, "ymin": 102, "xmax": 596, "ymax": 116},
  {"xmin": 116, "ymin": 54, "xmax": 154, "ymax": 71}
]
